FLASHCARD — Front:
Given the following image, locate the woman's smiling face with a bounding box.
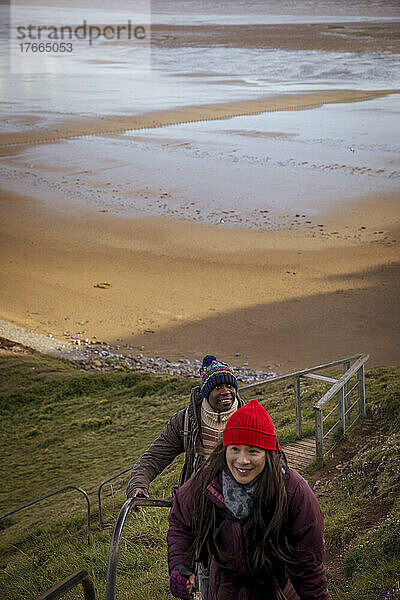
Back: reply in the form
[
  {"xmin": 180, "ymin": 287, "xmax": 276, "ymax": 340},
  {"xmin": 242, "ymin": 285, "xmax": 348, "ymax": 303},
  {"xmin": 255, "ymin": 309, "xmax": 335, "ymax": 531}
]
[{"xmin": 226, "ymin": 444, "xmax": 266, "ymax": 484}]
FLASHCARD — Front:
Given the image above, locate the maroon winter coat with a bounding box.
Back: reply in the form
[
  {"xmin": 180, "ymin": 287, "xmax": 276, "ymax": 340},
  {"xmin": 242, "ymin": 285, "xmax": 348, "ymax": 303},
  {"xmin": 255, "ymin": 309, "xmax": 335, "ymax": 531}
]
[{"xmin": 167, "ymin": 469, "xmax": 330, "ymax": 600}]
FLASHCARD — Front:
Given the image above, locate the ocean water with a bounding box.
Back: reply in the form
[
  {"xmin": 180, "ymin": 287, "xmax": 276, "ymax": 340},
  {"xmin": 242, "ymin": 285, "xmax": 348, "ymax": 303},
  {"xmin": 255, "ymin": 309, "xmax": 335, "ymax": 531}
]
[
  {"xmin": 0, "ymin": 1, "xmax": 399, "ymax": 224},
  {"xmin": 151, "ymin": 0, "xmax": 400, "ymax": 24},
  {"xmin": 151, "ymin": 0, "xmax": 400, "ymax": 19},
  {"xmin": 0, "ymin": 1, "xmax": 399, "ymax": 119}
]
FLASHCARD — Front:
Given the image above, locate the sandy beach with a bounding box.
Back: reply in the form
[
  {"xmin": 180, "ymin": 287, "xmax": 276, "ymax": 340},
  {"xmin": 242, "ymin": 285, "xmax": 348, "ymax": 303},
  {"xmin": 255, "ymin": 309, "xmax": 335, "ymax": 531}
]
[
  {"xmin": 0, "ymin": 186, "xmax": 398, "ymax": 372},
  {"xmin": 1, "ymin": 9, "xmax": 399, "ymax": 373}
]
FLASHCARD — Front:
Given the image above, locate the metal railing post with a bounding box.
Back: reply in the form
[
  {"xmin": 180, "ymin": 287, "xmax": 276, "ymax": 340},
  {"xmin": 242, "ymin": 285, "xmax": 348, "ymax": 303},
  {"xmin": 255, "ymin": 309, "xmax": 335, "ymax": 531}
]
[
  {"xmin": 294, "ymin": 375, "xmax": 302, "ymax": 439},
  {"xmin": 337, "ymin": 387, "xmax": 345, "ymax": 434},
  {"xmin": 106, "ymin": 497, "xmax": 172, "ymax": 600},
  {"xmin": 314, "ymin": 354, "xmax": 369, "ymax": 463},
  {"xmin": 106, "ymin": 499, "xmax": 134, "ymax": 600},
  {"xmin": 357, "ymin": 363, "xmax": 366, "ymax": 419},
  {"xmin": 315, "ymin": 408, "xmax": 323, "ymax": 469},
  {"xmin": 343, "ymin": 360, "xmax": 351, "ymax": 425}
]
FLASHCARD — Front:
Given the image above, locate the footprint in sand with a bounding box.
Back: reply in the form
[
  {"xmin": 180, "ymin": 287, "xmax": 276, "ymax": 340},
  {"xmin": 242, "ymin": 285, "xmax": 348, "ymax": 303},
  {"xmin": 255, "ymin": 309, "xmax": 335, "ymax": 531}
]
[{"xmin": 94, "ymin": 282, "xmax": 112, "ymax": 289}]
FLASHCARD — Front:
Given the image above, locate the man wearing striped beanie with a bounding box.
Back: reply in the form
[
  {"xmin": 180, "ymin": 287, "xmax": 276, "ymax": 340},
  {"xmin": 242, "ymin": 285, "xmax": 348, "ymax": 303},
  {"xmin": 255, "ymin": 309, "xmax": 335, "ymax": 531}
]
[
  {"xmin": 199, "ymin": 355, "xmax": 239, "ymax": 460},
  {"xmin": 127, "ymin": 354, "xmax": 244, "ymax": 500}
]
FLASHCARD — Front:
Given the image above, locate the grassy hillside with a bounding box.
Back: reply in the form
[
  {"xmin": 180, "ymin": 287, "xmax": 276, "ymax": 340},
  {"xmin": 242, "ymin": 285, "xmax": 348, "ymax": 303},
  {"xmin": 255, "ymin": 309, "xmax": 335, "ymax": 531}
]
[{"xmin": 0, "ymin": 353, "xmax": 399, "ymax": 599}]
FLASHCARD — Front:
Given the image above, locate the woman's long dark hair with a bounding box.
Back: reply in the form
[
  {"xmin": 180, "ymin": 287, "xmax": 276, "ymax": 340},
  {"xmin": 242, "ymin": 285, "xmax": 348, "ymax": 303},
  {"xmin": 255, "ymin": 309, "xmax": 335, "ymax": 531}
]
[{"xmin": 183, "ymin": 443, "xmax": 296, "ymax": 600}]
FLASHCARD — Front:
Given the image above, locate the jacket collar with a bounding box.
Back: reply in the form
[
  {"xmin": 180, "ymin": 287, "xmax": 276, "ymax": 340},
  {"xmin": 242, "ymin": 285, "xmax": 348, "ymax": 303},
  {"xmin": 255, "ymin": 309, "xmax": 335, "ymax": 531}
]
[{"xmin": 204, "ymin": 473, "xmax": 226, "ymax": 510}]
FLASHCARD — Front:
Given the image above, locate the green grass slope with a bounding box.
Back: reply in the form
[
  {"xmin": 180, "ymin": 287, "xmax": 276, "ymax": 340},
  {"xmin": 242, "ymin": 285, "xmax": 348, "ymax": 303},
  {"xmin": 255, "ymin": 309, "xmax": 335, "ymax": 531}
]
[{"xmin": 0, "ymin": 354, "xmax": 399, "ymax": 599}]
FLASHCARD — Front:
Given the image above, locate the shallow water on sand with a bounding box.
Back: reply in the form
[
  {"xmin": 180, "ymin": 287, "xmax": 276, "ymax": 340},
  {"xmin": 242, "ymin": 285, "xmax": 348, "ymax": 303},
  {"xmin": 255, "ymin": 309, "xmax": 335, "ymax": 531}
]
[
  {"xmin": 1, "ymin": 3, "xmax": 399, "ymax": 120},
  {"xmin": 1, "ymin": 2, "xmax": 399, "ymax": 225},
  {"xmin": 1, "ymin": 94, "xmax": 398, "ymax": 228},
  {"xmin": 2, "ymin": 46, "xmax": 399, "ymax": 120}
]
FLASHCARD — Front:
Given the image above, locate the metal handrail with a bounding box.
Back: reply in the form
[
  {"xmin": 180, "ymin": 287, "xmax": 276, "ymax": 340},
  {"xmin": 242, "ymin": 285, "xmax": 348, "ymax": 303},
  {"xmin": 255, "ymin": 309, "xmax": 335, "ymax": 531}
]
[
  {"xmin": 239, "ymin": 353, "xmax": 368, "ymax": 468},
  {"xmin": 314, "ymin": 354, "xmax": 368, "ymax": 409},
  {"xmin": 241, "ymin": 353, "xmax": 363, "ymax": 390},
  {"xmin": 98, "ymin": 465, "xmax": 134, "ymax": 528},
  {"xmin": 36, "ymin": 569, "xmax": 96, "ymax": 600},
  {"xmin": 0, "ymin": 486, "xmax": 91, "ymax": 535},
  {"xmin": 105, "ymin": 497, "xmax": 172, "ymax": 600},
  {"xmin": 314, "ymin": 354, "xmax": 369, "ymax": 467},
  {"xmin": 240, "ymin": 353, "xmax": 365, "ymax": 441}
]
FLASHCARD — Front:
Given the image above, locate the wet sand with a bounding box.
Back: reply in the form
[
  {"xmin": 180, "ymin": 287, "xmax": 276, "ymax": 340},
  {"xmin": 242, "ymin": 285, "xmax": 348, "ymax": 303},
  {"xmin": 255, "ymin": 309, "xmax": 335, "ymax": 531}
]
[
  {"xmin": 151, "ymin": 22, "xmax": 400, "ymax": 53},
  {"xmin": 0, "ymin": 188, "xmax": 398, "ymax": 372}
]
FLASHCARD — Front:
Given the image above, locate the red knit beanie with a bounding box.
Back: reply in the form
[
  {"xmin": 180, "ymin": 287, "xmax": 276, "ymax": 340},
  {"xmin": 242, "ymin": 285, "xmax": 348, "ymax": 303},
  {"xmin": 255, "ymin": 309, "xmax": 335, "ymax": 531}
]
[{"xmin": 223, "ymin": 399, "xmax": 277, "ymax": 450}]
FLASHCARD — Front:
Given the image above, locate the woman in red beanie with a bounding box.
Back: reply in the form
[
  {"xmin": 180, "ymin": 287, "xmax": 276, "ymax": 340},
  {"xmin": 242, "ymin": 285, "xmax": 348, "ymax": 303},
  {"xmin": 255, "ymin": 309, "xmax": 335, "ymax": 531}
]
[{"xmin": 167, "ymin": 399, "xmax": 330, "ymax": 600}]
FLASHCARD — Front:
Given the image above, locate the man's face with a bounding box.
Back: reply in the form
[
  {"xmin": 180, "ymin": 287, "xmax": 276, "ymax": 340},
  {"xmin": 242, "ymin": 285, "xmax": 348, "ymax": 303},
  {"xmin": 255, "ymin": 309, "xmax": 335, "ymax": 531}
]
[{"xmin": 208, "ymin": 382, "xmax": 236, "ymax": 413}]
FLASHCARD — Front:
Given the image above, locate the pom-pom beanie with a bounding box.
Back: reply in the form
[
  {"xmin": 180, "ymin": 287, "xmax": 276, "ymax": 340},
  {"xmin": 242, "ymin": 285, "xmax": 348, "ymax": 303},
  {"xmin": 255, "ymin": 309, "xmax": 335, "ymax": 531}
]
[
  {"xmin": 223, "ymin": 399, "xmax": 277, "ymax": 451},
  {"xmin": 200, "ymin": 354, "xmax": 238, "ymax": 399}
]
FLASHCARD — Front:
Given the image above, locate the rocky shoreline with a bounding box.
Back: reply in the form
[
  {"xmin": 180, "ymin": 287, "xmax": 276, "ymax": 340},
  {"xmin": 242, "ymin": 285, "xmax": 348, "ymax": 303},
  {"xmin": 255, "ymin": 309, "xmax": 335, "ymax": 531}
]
[
  {"xmin": 70, "ymin": 349, "xmax": 277, "ymax": 383},
  {"xmin": 0, "ymin": 320, "xmax": 276, "ymax": 384}
]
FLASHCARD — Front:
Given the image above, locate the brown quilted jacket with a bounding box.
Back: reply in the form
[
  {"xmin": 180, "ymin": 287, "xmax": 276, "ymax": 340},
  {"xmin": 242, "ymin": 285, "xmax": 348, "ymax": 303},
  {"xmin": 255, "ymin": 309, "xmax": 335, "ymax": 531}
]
[{"xmin": 126, "ymin": 386, "xmax": 244, "ymax": 497}]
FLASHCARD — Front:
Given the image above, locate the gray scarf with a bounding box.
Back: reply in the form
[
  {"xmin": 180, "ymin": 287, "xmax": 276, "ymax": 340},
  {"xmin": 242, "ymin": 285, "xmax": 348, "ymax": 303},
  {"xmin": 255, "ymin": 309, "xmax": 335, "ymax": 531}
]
[{"xmin": 222, "ymin": 469, "xmax": 259, "ymax": 520}]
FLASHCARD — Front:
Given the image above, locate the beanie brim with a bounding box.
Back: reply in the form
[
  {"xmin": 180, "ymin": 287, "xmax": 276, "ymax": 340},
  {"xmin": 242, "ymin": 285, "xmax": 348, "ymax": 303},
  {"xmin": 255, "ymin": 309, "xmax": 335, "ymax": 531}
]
[
  {"xmin": 223, "ymin": 426, "xmax": 277, "ymax": 451},
  {"xmin": 201, "ymin": 371, "xmax": 238, "ymax": 399}
]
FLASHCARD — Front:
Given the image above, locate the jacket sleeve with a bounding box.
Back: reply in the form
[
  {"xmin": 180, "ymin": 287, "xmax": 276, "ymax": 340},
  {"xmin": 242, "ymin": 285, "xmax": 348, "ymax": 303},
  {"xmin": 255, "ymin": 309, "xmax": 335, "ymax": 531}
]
[
  {"xmin": 167, "ymin": 480, "xmax": 196, "ymax": 574},
  {"xmin": 126, "ymin": 409, "xmax": 186, "ymax": 497},
  {"xmin": 286, "ymin": 473, "xmax": 330, "ymax": 600}
]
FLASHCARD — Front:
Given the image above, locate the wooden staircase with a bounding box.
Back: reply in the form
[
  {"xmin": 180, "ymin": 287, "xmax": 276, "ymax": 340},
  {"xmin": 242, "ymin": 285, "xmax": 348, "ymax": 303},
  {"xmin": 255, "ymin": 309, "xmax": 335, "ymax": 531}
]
[{"xmin": 282, "ymin": 437, "xmax": 317, "ymax": 471}]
